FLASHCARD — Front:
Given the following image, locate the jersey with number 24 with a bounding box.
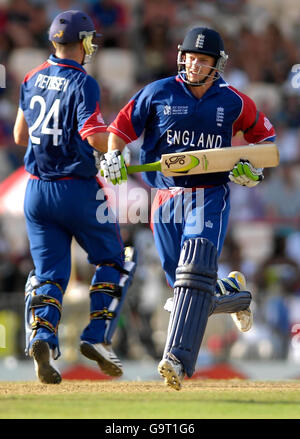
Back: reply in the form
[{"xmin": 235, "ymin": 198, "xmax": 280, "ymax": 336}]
[{"xmin": 19, "ymin": 54, "xmax": 106, "ymax": 180}]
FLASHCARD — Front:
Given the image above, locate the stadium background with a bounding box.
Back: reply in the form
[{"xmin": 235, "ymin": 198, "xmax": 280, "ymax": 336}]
[{"xmin": 0, "ymin": 0, "xmax": 300, "ymax": 382}]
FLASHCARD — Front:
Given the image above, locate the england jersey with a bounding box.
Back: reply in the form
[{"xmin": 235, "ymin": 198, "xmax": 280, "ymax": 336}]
[
  {"xmin": 19, "ymin": 54, "xmax": 106, "ymax": 180},
  {"xmin": 108, "ymin": 76, "xmax": 276, "ymax": 188}
]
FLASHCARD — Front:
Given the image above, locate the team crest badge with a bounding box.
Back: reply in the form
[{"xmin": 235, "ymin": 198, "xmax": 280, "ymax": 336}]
[
  {"xmin": 195, "ymin": 34, "xmax": 205, "ymax": 49},
  {"xmin": 216, "ymin": 107, "xmax": 224, "ymax": 127}
]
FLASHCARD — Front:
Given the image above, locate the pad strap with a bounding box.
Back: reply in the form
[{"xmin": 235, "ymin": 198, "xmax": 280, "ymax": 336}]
[
  {"xmin": 29, "ymin": 282, "xmax": 63, "ymax": 338},
  {"xmin": 30, "ymin": 295, "xmax": 62, "ymax": 313},
  {"xmin": 89, "ymin": 282, "xmax": 122, "ymax": 299},
  {"xmin": 31, "ymin": 316, "xmax": 59, "ymax": 334},
  {"xmin": 90, "ymin": 308, "xmax": 116, "ymax": 320}
]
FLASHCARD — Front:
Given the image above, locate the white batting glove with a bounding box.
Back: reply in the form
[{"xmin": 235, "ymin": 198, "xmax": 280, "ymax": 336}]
[
  {"xmin": 100, "ymin": 150, "xmax": 128, "ymax": 185},
  {"xmin": 93, "ymin": 150, "xmax": 104, "ymax": 170},
  {"xmin": 229, "ymin": 160, "xmax": 264, "ymax": 187}
]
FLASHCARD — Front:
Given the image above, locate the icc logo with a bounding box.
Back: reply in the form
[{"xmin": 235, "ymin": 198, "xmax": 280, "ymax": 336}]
[{"xmin": 163, "ymin": 105, "xmax": 172, "ymax": 115}]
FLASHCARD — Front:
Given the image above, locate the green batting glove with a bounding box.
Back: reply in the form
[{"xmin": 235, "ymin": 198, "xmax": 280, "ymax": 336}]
[
  {"xmin": 118, "ymin": 153, "xmax": 128, "ymax": 183},
  {"xmin": 229, "ymin": 160, "xmax": 264, "ymax": 187}
]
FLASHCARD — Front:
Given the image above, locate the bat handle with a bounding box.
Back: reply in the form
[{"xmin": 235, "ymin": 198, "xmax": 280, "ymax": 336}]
[
  {"xmin": 127, "ymin": 161, "xmax": 161, "ymax": 174},
  {"xmin": 99, "ymin": 161, "xmax": 161, "ymax": 177}
]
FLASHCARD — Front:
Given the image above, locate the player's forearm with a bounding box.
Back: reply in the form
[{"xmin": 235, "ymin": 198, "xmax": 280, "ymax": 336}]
[
  {"xmin": 14, "ymin": 132, "xmax": 29, "ymax": 147},
  {"xmin": 108, "ymin": 133, "xmax": 126, "ymax": 152},
  {"xmin": 87, "ymin": 132, "xmax": 109, "ymax": 152},
  {"xmin": 13, "ymin": 108, "xmax": 29, "ymax": 147}
]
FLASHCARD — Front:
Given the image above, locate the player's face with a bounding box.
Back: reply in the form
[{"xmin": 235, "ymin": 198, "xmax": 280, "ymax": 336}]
[{"xmin": 185, "ymin": 53, "xmax": 216, "ymax": 83}]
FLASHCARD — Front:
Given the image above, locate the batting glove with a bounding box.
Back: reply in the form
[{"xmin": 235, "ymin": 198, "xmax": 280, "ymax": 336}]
[
  {"xmin": 100, "ymin": 150, "xmax": 128, "ymax": 185},
  {"xmin": 93, "ymin": 150, "xmax": 104, "ymax": 170},
  {"xmin": 229, "ymin": 160, "xmax": 264, "ymax": 187}
]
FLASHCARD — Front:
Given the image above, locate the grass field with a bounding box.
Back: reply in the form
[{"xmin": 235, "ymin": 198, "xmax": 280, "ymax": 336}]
[{"xmin": 0, "ymin": 380, "xmax": 300, "ymax": 419}]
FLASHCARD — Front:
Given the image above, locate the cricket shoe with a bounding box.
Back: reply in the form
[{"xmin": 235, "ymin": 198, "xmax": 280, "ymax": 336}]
[
  {"xmin": 158, "ymin": 354, "xmax": 185, "ymax": 391},
  {"xmin": 80, "ymin": 341, "xmax": 123, "ymax": 377},
  {"xmin": 217, "ymin": 271, "xmax": 253, "ymax": 332},
  {"xmin": 29, "ymin": 339, "xmax": 61, "ymax": 384}
]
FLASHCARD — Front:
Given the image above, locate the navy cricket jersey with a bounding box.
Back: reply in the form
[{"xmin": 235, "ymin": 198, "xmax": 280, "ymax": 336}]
[
  {"xmin": 19, "ymin": 54, "xmax": 107, "ymax": 180},
  {"xmin": 108, "ymin": 76, "xmax": 276, "ymax": 188}
]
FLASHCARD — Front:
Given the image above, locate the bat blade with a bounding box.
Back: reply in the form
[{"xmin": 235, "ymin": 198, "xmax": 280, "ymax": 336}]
[{"xmin": 160, "ymin": 143, "xmax": 279, "ymax": 177}]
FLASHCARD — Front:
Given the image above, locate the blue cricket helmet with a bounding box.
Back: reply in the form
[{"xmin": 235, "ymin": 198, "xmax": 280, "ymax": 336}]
[
  {"xmin": 49, "ymin": 9, "xmax": 100, "ymax": 44},
  {"xmin": 49, "ymin": 10, "xmax": 101, "ymax": 64},
  {"xmin": 177, "ymin": 27, "xmax": 228, "ymax": 86},
  {"xmin": 178, "ymin": 27, "xmax": 226, "ymax": 59}
]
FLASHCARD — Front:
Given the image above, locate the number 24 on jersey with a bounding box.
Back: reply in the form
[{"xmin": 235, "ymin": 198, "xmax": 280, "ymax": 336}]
[{"xmin": 29, "ymin": 95, "xmax": 62, "ymax": 146}]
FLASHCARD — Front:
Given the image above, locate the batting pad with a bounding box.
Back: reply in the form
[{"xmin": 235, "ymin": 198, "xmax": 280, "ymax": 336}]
[{"xmin": 164, "ymin": 238, "xmax": 218, "ymax": 377}]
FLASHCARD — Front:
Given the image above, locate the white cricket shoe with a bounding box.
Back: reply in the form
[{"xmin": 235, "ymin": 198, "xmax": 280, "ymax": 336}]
[
  {"xmin": 158, "ymin": 354, "xmax": 185, "ymax": 391},
  {"xmin": 164, "ymin": 271, "xmax": 253, "ymax": 332},
  {"xmin": 217, "ymin": 271, "xmax": 253, "ymax": 332},
  {"xmin": 30, "ymin": 339, "xmax": 61, "ymax": 384},
  {"xmin": 80, "ymin": 341, "xmax": 123, "ymax": 377}
]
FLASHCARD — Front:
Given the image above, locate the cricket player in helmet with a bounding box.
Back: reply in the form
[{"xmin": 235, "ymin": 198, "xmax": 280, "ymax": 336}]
[
  {"xmin": 100, "ymin": 26, "xmax": 276, "ymax": 390},
  {"xmin": 13, "ymin": 10, "xmax": 136, "ymax": 384},
  {"xmin": 177, "ymin": 27, "xmax": 228, "ymax": 87},
  {"xmin": 49, "ymin": 9, "xmax": 99, "ymax": 64}
]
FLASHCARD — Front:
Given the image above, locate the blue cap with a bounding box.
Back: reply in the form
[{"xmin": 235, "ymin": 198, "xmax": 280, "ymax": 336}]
[{"xmin": 49, "ymin": 10, "xmax": 100, "ymax": 44}]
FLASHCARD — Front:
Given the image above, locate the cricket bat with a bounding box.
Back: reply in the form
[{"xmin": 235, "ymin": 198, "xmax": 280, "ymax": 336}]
[{"xmin": 125, "ymin": 143, "xmax": 279, "ymax": 177}]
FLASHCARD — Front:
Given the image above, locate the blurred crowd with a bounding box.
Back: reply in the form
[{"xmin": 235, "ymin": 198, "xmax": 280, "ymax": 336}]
[{"xmin": 0, "ymin": 0, "xmax": 300, "ymax": 366}]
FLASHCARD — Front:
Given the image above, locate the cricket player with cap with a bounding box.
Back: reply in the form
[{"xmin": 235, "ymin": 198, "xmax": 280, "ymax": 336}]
[
  {"xmin": 100, "ymin": 26, "xmax": 276, "ymax": 390},
  {"xmin": 13, "ymin": 10, "xmax": 136, "ymax": 384}
]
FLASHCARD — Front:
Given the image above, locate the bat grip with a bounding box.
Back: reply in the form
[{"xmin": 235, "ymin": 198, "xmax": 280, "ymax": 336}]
[
  {"xmin": 127, "ymin": 161, "xmax": 161, "ymax": 174},
  {"xmin": 99, "ymin": 160, "xmax": 161, "ymax": 177}
]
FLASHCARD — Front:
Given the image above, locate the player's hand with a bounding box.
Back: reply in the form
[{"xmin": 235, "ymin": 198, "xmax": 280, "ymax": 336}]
[
  {"xmin": 122, "ymin": 146, "xmax": 131, "ymax": 167},
  {"xmin": 229, "ymin": 160, "xmax": 264, "ymax": 187},
  {"xmin": 100, "ymin": 150, "xmax": 128, "ymax": 185}
]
